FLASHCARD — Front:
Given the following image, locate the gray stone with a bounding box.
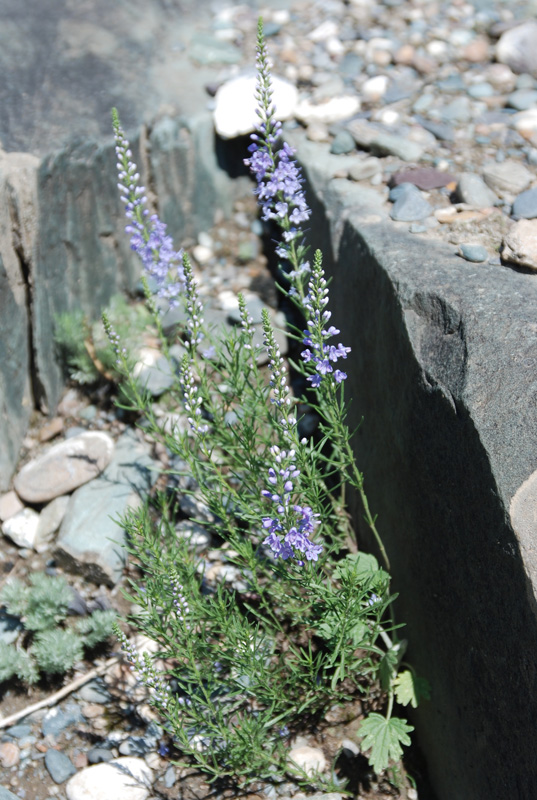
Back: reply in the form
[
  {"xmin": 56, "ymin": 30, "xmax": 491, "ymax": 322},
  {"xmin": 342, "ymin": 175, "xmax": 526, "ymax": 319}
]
[
  {"xmin": 4, "ymin": 724, "xmax": 32, "ymax": 740},
  {"xmin": 41, "ymin": 704, "xmax": 84, "ymax": 738},
  {"xmin": 512, "ymin": 188, "xmax": 537, "ymax": 219},
  {"xmin": 54, "ymin": 429, "xmax": 156, "ymax": 585},
  {"xmin": 507, "ymin": 89, "xmax": 537, "ymax": 111},
  {"xmin": 329, "ymin": 130, "xmax": 355, "ymax": 155},
  {"xmin": 0, "ymin": 610, "xmax": 23, "ymax": 645},
  {"xmin": 134, "ymin": 352, "xmax": 177, "ymax": 398},
  {"xmin": 118, "ymin": 735, "xmax": 156, "ymax": 757},
  {"xmin": 164, "ymin": 766, "xmax": 176, "ymax": 788},
  {"xmin": 483, "ymin": 160, "xmax": 533, "ymax": 195},
  {"xmin": 338, "ymin": 52, "xmax": 363, "ymax": 79},
  {"xmin": 467, "ymin": 82, "xmax": 494, "ymax": 99},
  {"xmin": 414, "ymin": 116, "xmax": 455, "ymax": 142},
  {"xmin": 87, "ymin": 748, "xmax": 114, "ymax": 764},
  {"xmin": 455, "ymin": 173, "xmax": 499, "ymax": 208},
  {"xmin": 458, "ymin": 244, "xmax": 488, "ymax": 263},
  {"xmin": 45, "ymin": 749, "xmax": 76, "ymax": 784},
  {"xmin": 369, "ymin": 133, "xmax": 424, "ymax": 162},
  {"xmin": 14, "ymin": 433, "xmax": 114, "ymax": 504},
  {"xmin": 437, "ymin": 74, "xmax": 465, "ymax": 93},
  {"xmin": 348, "ymin": 157, "xmax": 382, "ymax": 181},
  {"xmin": 290, "ymin": 125, "xmax": 537, "ymax": 799},
  {"xmin": 496, "ymin": 20, "xmax": 537, "ymax": 77},
  {"xmin": 389, "ymin": 183, "xmax": 432, "ymax": 222},
  {"xmin": 179, "ymin": 494, "xmax": 216, "ymax": 524},
  {"xmin": 0, "ymin": 787, "xmax": 20, "ymax": 800},
  {"xmin": 440, "ymin": 96, "xmax": 472, "ymax": 124},
  {"xmin": 78, "ymin": 680, "xmax": 112, "ymax": 704},
  {"xmin": 35, "ymin": 495, "xmax": 70, "ymax": 552},
  {"xmin": 175, "ymin": 520, "xmax": 212, "ymax": 550}
]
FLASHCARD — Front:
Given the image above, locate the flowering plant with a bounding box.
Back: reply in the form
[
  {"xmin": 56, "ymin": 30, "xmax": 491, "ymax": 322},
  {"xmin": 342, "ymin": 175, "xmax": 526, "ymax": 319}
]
[{"xmin": 109, "ymin": 20, "xmax": 427, "ymax": 792}]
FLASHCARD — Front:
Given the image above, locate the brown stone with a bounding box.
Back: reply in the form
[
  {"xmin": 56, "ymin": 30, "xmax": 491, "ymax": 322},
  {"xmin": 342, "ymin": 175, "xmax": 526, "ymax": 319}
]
[
  {"xmin": 0, "ymin": 490, "xmax": 24, "ymax": 522},
  {"xmin": 39, "ymin": 417, "xmax": 64, "ymax": 443},
  {"xmin": 412, "ymin": 55, "xmax": 437, "ymax": 74},
  {"xmin": 73, "ymin": 751, "xmax": 88, "ymax": 769},
  {"xmin": 389, "ymin": 167, "xmax": 457, "ymax": 191},
  {"xmin": 393, "ymin": 44, "xmax": 415, "ymax": 65},
  {"xmin": 501, "ymin": 219, "xmax": 537, "ymax": 271},
  {"xmin": 0, "ymin": 741, "xmax": 20, "ymax": 768},
  {"xmin": 82, "ymin": 703, "xmax": 105, "ymax": 719},
  {"xmin": 463, "ymin": 37, "xmax": 490, "ymax": 62}
]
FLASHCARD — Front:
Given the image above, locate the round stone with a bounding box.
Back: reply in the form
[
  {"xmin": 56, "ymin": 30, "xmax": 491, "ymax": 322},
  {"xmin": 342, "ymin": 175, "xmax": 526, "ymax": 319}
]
[
  {"xmin": 213, "ymin": 75, "xmax": 298, "ymax": 139},
  {"xmin": 389, "ymin": 183, "xmax": 432, "ymax": 222},
  {"xmin": 287, "ymin": 745, "xmax": 327, "ymax": 777},
  {"xmin": 13, "ymin": 432, "xmax": 114, "ymax": 504},
  {"xmin": 0, "ymin": 742, "xmax": 21, "ymax": 768},
  {"xmin": 456, "ymin": 174, "xmax": 499, "ymax": 208},
  {"xmin": 45, "ymin": 749, "xmax": 77, "ymax": 784},
  {"xmin": 458, "ymin": 244, "xmax": 488, "ymax": 263},
  {"xmin": 329, "ymin": 130, "xmax": 355, "ymax": 155},
  {"xmin": 65, "ymin": 757, "xmax": 153, "ymax": 800},
  {"xmin": 512, "ymin": 188, "xmax": 537, "ymax": 219}
]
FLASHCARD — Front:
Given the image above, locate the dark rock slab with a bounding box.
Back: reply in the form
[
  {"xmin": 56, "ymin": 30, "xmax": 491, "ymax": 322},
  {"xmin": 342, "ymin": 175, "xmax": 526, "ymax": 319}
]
[
  {"xmin": 0, "ymin": 155, "xmax": 36, "ymax": 490},
  {"xmin": 289, "ymin": 128, "xmax": 537, "ymax": 800},
  {"xmin": 55, "ymin": 429, "xmax": 156, "ymax": 585}
]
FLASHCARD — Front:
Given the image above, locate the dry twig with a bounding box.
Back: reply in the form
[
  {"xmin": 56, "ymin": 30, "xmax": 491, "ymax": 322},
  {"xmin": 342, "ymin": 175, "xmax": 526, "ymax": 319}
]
[{"xmin": 0, "ymin": 655, "xmax": 120, "ymax": 730}]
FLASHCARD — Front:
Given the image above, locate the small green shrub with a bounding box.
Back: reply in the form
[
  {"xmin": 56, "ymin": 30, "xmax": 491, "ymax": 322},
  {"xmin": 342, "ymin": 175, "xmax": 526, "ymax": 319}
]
[
  {"xmin": 31, "ymin": 629, "xmax": 84, "ymax": 675},
  {"xmin": 0, "ymin": 573, "xmax": 116, "ymax": 686},
  {"xmin": 54, "ymin": 294, "xmax": 152, "ymax": 385}
]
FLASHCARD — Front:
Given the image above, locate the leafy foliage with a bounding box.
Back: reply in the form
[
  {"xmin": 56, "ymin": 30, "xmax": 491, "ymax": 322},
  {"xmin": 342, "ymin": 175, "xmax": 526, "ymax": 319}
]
[
  {"xmin": 32, "ymin": 629, "xmax": 84, "ymax": 675},
  {"xmin": 393, "ymin": 669, "xmax": 431, "ymax": 708},
  {"xmin": 75, "ymin": 609, "xmax": 117, "ymax": 648},
  {"xmin": 0, "ymin": 573, "xmax": 115, "ymax": 686},
  {"xmin": 54, "ymin": 294, "xmax": 152, "ymax": 385},
  {"xmin": 359, "ymin": 713, "xmax": 414, "ymax": 774}
]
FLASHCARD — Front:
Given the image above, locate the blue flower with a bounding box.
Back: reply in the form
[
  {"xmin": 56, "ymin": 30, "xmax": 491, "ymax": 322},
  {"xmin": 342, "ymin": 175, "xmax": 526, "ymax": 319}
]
[
  {"xmin": 244, "ymin": 22, "xmax": 311, "ymax": 281},
  {"xmin": 113, "ymin": 110, "xmax": 184, "ymax": 305}
]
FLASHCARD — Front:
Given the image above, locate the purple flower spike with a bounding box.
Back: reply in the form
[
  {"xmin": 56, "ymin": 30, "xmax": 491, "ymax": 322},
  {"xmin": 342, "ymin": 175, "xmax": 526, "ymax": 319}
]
[
  {"xmin": 300, "ymin": 251, "xmax": 351, "ymax": 389},
  {"xmin": 244, "ymin": 21, "xmax": 311, "ymax": 284},
  {"xmin": 261, "ymin": 444, "xmax": 323, "ymax": 566},
  {"xmin": 113, "ymin": 109, "xmax": 185, "ymax": 305}
]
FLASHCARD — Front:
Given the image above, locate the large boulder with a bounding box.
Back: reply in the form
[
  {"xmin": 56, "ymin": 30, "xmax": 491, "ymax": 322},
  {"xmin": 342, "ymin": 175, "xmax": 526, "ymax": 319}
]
[{"xmin": 290, "ymin": 131, "xmax": 537, "ymax": 800}]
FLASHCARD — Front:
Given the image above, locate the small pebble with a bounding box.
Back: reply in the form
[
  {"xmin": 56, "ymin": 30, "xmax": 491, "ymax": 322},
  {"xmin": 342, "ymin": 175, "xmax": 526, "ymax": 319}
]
[
  {"xmin": 45, "ymin": 749, "xmax": 77, "ymax": 784},
  {"xmin": 458, "ymin": 244, "xmax": 488, "ymax": 263},
  {"xmin": 0, "ymin": 742, "xmax": 21, "ymax": 768}
]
